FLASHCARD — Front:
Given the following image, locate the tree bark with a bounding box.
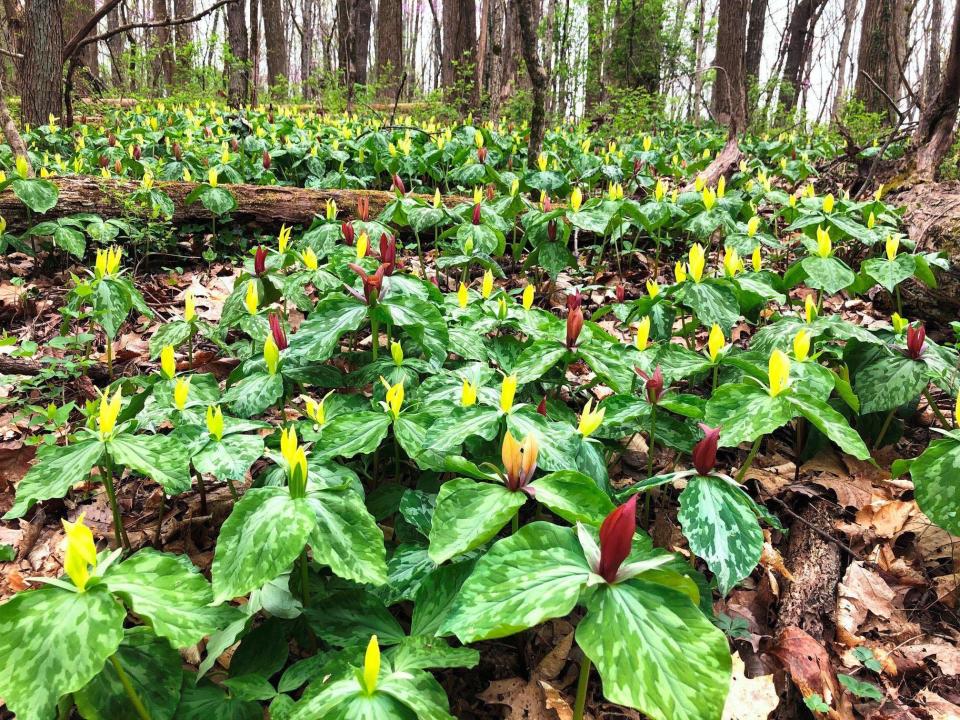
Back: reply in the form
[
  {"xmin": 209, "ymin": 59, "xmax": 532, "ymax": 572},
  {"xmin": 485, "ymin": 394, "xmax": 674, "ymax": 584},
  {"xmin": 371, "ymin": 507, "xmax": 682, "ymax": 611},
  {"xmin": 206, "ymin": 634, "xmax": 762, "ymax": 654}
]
[
  {"xmin": 105, "ymin": 0, "xmax": 125, "ymax": 88},
  {"xmin": 300, "ymin": 0, "xmax": 314, "ymax": 97},
  {"xmin": 780, "ymin": 0, "xmax": 826, "ymax": 111},
  {"xmin": 854, "ymin": 0, "xmax": 909, "ymax": 120},
  {"xmin": 512, "ymin": 0, "xmax": 547, "ymax": 169},
  {"xmin": 830, "ymin": 0, "xmax": 859, "ymax": 120},
  {"xmin": 173, "ymin": 0, "xmax": 194, "ymax": 80},
  {"xmin": 375, "ymin": 0, "xmax": 402, "ymax": 97},
  {"xmin": 709, "ymin": 0, "xmax": 748, "ymax": 133},
  {"xmin": 337, "ymin": 0, "xmax": 370, "ymax": 91},
  {"xmin": 441, "ymin": 0, "xmax": 477, "ymax": 106},
  {"xmin": 261, "ymin": 0, "xmax": 288, "ymax": 89},
  {"xmin": 584, "ymin": 0, "xmax": 605, "ymax": 112},
  {"xmin": 63, "ymin": 0, "xmax": 98, "ymax": 82},
  {"xmin": 248, "ymin": 0, "xmax": 259, "ymax": 102},
  {"xmin": 744, "ymin": 0, "xmax": 766, "ymax": 85},
  {"xmin": 924, "ymin": 0, "xmax": 945, "ymax": 108},
  {"xmin": 152, "ymin": 0, "xmax": 174, "ymax": 88},
  {"xmin": 226, "ymin": 0, "xmax": 249, "ymax": 105},
  {"xmin": 21, "ymin": 0, "xmax": 63, "ymax": 126}
]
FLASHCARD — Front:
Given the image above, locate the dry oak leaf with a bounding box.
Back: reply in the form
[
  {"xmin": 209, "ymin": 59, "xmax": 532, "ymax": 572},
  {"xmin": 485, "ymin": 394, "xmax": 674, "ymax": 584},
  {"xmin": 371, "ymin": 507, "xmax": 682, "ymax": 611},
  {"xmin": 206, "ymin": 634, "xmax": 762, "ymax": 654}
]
[
  {"xmin": 722, "ymin": 652, "xmax": 779, "ymax": 720},
  {"xmin": 917, "ymin": 690, "xmax": 960, "ymax": 719},
  {"xmin": 769, "ymin": 626, "xmax": 854, "ymax": 720},
  {"xmin": 837, "ymin": 561, "xmax": 896, "ymax": 646},
  {"xmin": 478, "ymin": 677, "xmax": 569, "ymax": 720},
  {"xmin": 854, "ymin": 500, "xmax": 918, "ymax": 540}
]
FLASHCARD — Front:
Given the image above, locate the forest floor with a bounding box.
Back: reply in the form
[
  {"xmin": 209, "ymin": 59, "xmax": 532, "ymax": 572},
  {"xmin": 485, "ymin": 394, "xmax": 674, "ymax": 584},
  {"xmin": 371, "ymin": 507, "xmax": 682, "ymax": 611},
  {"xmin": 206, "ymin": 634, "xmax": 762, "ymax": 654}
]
[{"xmin": 2, "ymin": 238, "xmax": 960, "ymax": 720}]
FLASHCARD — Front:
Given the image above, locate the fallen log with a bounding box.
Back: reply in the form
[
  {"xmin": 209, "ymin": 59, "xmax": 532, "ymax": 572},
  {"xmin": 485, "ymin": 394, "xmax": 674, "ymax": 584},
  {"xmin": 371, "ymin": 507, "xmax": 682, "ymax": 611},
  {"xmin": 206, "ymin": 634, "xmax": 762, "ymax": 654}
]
[{"xmin": 0, "ymin": 177, "xmax": 467, "ymax": 231}]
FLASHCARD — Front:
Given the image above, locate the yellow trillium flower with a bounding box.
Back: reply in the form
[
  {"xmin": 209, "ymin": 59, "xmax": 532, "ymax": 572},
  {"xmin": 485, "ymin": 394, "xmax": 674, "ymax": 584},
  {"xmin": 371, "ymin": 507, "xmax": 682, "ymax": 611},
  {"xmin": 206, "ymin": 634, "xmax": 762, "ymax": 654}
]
[
  {"xmin": 688, "ymin": 243, "xmax": 706, "ymax": 283},
  {"xmin": 747, "ymin": 216, "xmax": 760, "ymax": 237},
  {"xmin": 701, "ymin": 187, "xmax": 716, "ymax": 211},
  {"xmin": 264, "ymin": 336, "xmax": 280, "ymax": 375},
  {"xmin": 173, "ymin": 377, "xmax": 190, "ymax": 410},
  {"xmin": 522, "ymin": 283, "xmax": 534, "ymax": 310},
  {"xmin": 867, "ymin": 212, "xmax": 875, "ymax": 229},
  {"xmin": 722, "ymin": 246, "xmax": 742, "ymax": 277},
  {"xmin": 675, "ymin": 262, "xmax": 687, "ymax": 283},
  {"xmin": 822, "ymin": 193, "xmax": 835, "ymax": 213},
  {"xmin": 244, "ymin": 280, "xmax": 258, "ymax": 315},
  {"xmin": 717, "ymin": 176, "xmax": 726, "ymax": 199},
  {"xmin": 646, "ymin": 280, "xmax": 660, "ymax": 298},
  {"xmin": 391, "ymin": 341, "xmax": 404, "ymax": 366},
  {"xmin": 473, "ymin": 186, "xmax": 483, "ymax": 205},
  {"xmin": 206, "ymin": 405, "xmax": 224, "ymax": 440},
  {"xmin": 62, "ymin": 514, "xmax": 97, "ymax": 591},
  {"xmin": 874, "ymin": 185, "xmax": 884, "ymax": 201},
  {"xmin": 356, "ymin": 232, "xmax": 369, "ymax": 259},
  {"xmin": 510, "ymin": 178, "xmax": 519, "ymax": 196},
  {"xmin": 707, "ymin": 324, "xmax": 725, "ymax": 362},
  {"xmin": 326, "ymin": 199, "xmax": 337, "ymax": 220},
  {"xmin": 302, "ymin": 247, "xmax": 319, "ymax": 271},
  {"xmin": 278, "ymin": 224, "xmax": 292, "ymax": 254},
  {"xmin": 98, "ymin": 387, "xmax": 123, "ymax": 438},
  {"xmin": 160, "ymin": 345, "xmax": 176, "ymax": 379},
  {"xmin": 752, "ymin": 245, "xmax": 762, "ymax": 272},
  {"xmin": 570, "ymin": 187, "xmax": 583, "ymax": 213},
  {"xmin": 500, "ymin": 374, "xmax": 518, "ymax": 413},
  {"xmin": 537, "ymin": 153, "xmax": 547, "ymax": 172},
  {"xmin": 793, "ymin": 329, "xmax": 811, "ymax": 361},
  {"xmin": 481, "ymin": 270, "xmax": 494, "ymax": 299},
  {"xmin": 184, "ymin": 290, "xmax": 196, "ymax": 322},
  {"xmin": 305, "ymin": 396, "xmax": 326, "ymax": 426},
  {"xmin": 362, "ymin": 635, "xmax": 380, "ymax": 695},
  {"xmin": 643, "ymin": 135, "xmax": 653, "ymax": 152},
  {"xmin": 578, "ymin": 399, "xmax": 605, "ymax": 437},
  {"xmin": 380, "ymin": 377, "xmax": 404, "ymax": 419},
  {"xmin": 636, "ymin": 316, "xmax": 651, "ymax": 351},
  {"xmin": 280, "ymin": 426, "xmax": 300, "ymax": 468},
  {"xmin": 768, "ymin": 350, "xmax": 791, "ymax": 396},
  {"xmin": 885, "ymin": 235, "xmax": 899, "ymax": 261},
  {"xmin": 654, "ymin": 178, "xmax": 666, "ymax": 202},
  {"xmin": 694, "ymin": 175, "xmax": 705, "ymax": 192},
  {"xmin": 208, "ymin": 167, "xmax": 218, "ymax": 188},
  {"xmin": 815, "ymin": 226, "xmax": 832, "ymax": 258},
  {"xmin": 461, "ymin": 379, "xmax": 478, "ymax": 407},
  {"xmin": 183, "ymin": 166, "xmax": 192, "ymax": 182},
  {"xmin": 891, "ymin": 312, "xmax": 908, "ymax": 333},
  {"xmin": 15, "ymin": 154, "xmax": 29, "ymax": 179},
  {"xmin": 457, "ymin": 282, "xmax": 469, "ymax": 308}
]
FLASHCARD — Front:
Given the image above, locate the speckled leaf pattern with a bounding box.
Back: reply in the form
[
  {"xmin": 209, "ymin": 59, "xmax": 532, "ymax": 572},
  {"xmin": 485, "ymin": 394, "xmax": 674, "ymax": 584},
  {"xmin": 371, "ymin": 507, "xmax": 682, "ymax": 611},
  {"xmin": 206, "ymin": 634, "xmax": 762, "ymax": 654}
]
[
  {"xmin": 3, "ymin": 437, "xmax": 104, "ymax": 519},
  {"xmin": 108, "ymin": 433, "xmax": 191, "ymax": 494},
  {"xmin": 104, "ymin": 548, "xmax": 242, "ymax": 647},
  {"xmin": 801, "ymin": 256, "xmax": 855, "ymax": 294},
  {"xmin": 425, "ymin": 405, "xmax": 502, "ymax": 452},
  {"xmin": 529, "ymin": 470, "xmax": 614, "ymax": 525},
  {"xmin": 677, "ymin": 476, "xmax": 764, "ymax": 595},
  {"xmin": 288, "ymin": 678, "xmax": 403, "ymax": 720},
  {"xmin": 704, "ymin": 384, "xmax": 795, "ymax": 447},
  {"xmin": 212, "ymin": 488, "xmax": 316, "ymax": 603},
  {"xmin": 378, "ymin": 669, "xmax": 457, "ymax": 720},
  {"xmin": 287, "ymin": 295, "xmax": 368, "ymax": 362},
  {"xmin": 854, "ymin": 353, "xmax": 929, "ymax": 414},
  {"xmin": 512, "ymin": 339, "xmax": 568, "ymax": 383},
  {"xmin": 576, "ymin": 580, "xmax": 731, "ymax": 720},
  {"xmin": 0, "ymin": 584, "xmax": 125, "ymax": 720},
  {"xmin": 305, "ymin": 487, "xmax": 388, "ymax": 586},
  {"xmin": 787, "ymin": 393, "xmax": 871, "ymax": 459},
  {"xmin": 427, "ymin": 479, "xmax": 526, "ymax": 565},
  {"xmin": 506, "ymin": 409, "xmax": 580, "ymax": 471},
  {"xmin": 908, "ymin": 437, "xmax": 960, "ymax": 535},
  {"xmin": 193, "ymin": 433, "xmax": 265, "ymax": 481},
  {"xmin": 314, "ymin": 411, "xmax": 392, "ymax": 459},
  {"xmin": 74, "ymin": 628, "xmax": 181, "ymax": 720},
  {"xmin": 442, "ymin": 522, "xmax": 591, "ymax": 642}
]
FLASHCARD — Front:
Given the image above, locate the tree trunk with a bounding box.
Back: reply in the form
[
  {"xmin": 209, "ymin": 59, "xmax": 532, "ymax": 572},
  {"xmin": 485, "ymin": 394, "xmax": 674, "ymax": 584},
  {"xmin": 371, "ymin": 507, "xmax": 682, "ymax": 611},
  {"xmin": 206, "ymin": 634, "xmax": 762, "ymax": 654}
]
[
  {"xmin": 300, "ymin": 0, "xmax": 314, "ymax": 97},
  {"xmin": 709, "ymin": 0, "xmax": 748, "ymax": 133},
  {"xmin": 173, "ymin": 0, "xmax": 194, "ymax": 80},
  {"xmin": 924, "ymin": 0, "xmax": 945, "ymax": 108},
  {"xmin": 425, "ymin": 0, "xmax": 442, "ymax": 90},
  {"xmin": 261, "ymin": 0, "xmax": 288, "ymax": 89},
  {"xmin": 911, "ymin": 0, "xmax": 960, "ymax": 180},
  {"xmin": 441, "ymin": 0, "xmax": 477, "ymax": 106},
  {"xmin": 226, "ymin": 0, "xmax": 249, "ymax": 105},
  {"xmin": 152, "ymin": 0, "xmax": 174, "ymax": 89},
  {"xmin": 105, "ymin": 1, "xmax": 125, "ymax": 87},
  {"xmin": 512, "ymin": 0, "xmax": 547, "ymax": 169},
  {"xmin": 337, "ymin": 0, "xmax": 370, "ymax": 91},
  {"xmin": 830, "ymin": 0, "xmax": 858, "ymax": 120},
  {"xmin": 375, "ymin": 0, "xmax": 402, "ymax": 97},
  {"xmin": 248, "ymin": 0, "xmax": 259, "ymax": 102},
  {"xmin": 21, "ymin": 0, "xmax": 63, "ymax": 126},
  {"xmin": 353, "ymin": 0, "xmax": 371, "ymax": 85},
  {"xmin": 584, "ymin": 0, "xmax": 604, "ymax": 112},
  {"xmin": 780, "ymin": 0, "xmax": 826, "ymax": 112},
  {"xmin": 854, "ymin": 0, "xmax": 909, "ymax": 120},
  {"xmin": 689, "ymin": 0, "xmax": 706, "ymax": 119},
  {"xmin": 744, "ymin": 0, "xmax": 766, "ymax": 85},
  {"xmin": 63, "ymin": 0, "xmax": 98, "ymax": 83},
  {"xmin": 607, "ymin": 0, "xmax": 663, "ymax": 95}
]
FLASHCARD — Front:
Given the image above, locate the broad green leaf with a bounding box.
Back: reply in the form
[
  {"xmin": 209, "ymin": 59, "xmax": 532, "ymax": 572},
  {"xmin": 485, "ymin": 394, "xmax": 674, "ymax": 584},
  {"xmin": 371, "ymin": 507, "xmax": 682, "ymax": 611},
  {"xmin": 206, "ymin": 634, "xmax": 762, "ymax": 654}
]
[
  {"xmin": 907, "ymin": 437, "xmax": 960, "ymax": 534},
  {"xmin": 704, "ymin": 384, "xmax": 796, "ymax": 447},
  {"xmin": 212, "ymin": 488, "xmax": 315, "ymax": 603},
  {"xmin": 4, "ymin": 438, "xmax": 104, "ymax": 519},
  {"xmin": 74, "ymin": 628, "xmax": 181, "ymax": 720},
  {"xmin": 305, "ymin": 589, "xmax": 405, "ymax": 647},
  {"xmin": 378, "ymin": 669, "xmax": 456, "ymax": 720},
  {"xmin": 288, "ymin": 295, "xmax": 368, "ymax": 362},
  {"xmin": 410, "ymin": 560, "xmax": 476, "ymax": 637},
  {"xmin": 0, "ymin": 585, "xmax": 125, "ymax": 720},
  {"xmin": 801, "ymin": 256, "xmax": 855, "ymax": 294},
  {"xmin": 682, "ymin": 281, "xmax": 740, "ymax": 328},
  {"xmin": 854, "ymin": 353, "xmax": 929, "ymax": 414},
  {"xmin": 306, "ymin": 487, "xmax": 388, "ymax": 585},
  {"xmin": 425, "ymin": 405, "xmax": 501, "ymax": 452},
  {"xmin": 381, "ymin": 544, "xmax": 435, "ymax": 605},
  {"xmin": 678, "ymin": 476, "xmax": 763, "ymax": 595},
  {"xmin": 427, "ymin": 478, "xmax": 525, "ymax": 564},
  {"xmin": 108, "ymin": 433, "xmax": 191, "ymax": 494},
  {"xmin": 383, "ymin": 294, "xmax": 449, "ymax": 362},
  {"xmin": 287, "ymin": 677, "xmax": 410, "ymax": 720},
  {"xmin": 862, "ymin": 254, "xmax": 916, "ymax": 293},
  {"xmin": 506, "ymin": 408, "xmax": 580, "ymax": 471},
  {"xmin": 200, "ymin": 186, "xmax": 237, "ymax": 216},
  {"xmin": 104, "ymin": 548, "xmax": 241, "ymax": 647},
  {"xmin": 314, "ymin": 411, "xmax": 392, "ymax": 459},
  {"xmin": 786, "ymin": 394, "xmax": 871, "ymax": 459},
  {"xmin": 443, "ymin": 522, "xmax": 591, "ymax": 641},
  {"xmin": 193, "ymin": 433, "xmax": 264, "ymax": 481},
  {"xmin": 576, "ymin": 580, "xmax": 731, "ymax": 720},
  {"xmin": 388, "ymin": 635, "xmax": 479, "ymax": 672},
  {"xmin": 175, "ymin": 673, "xmax": 262, "ymax": 720},
  {"xmin": 511, "ymin": 339, "xmax": 568, "ymax": 383},
  {"xmin": 222, "ymin": 371, "xmax": 284, "ymax": 417},
  {"xmin": 12, "ymin": 177, "xmax": 58, "ymax": 213},
  {"xmin": 529, "ymin": 470, "xmax": 614, "ymax": 525},
  {"xmin": 148, "ymin": 320, "xmax": 194, "ymax": 357}
]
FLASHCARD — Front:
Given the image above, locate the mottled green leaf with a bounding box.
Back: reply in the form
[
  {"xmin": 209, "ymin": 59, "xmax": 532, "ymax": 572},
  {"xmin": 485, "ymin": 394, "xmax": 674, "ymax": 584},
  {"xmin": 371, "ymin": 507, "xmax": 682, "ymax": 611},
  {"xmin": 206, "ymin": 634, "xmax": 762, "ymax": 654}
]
[
  {"xmin": 4, "ymin": 438, "xmax": 104, "ymax": 519},
  {"xmin": 428, "ymin": 478, "xmax": 525, "ymax": 564}
]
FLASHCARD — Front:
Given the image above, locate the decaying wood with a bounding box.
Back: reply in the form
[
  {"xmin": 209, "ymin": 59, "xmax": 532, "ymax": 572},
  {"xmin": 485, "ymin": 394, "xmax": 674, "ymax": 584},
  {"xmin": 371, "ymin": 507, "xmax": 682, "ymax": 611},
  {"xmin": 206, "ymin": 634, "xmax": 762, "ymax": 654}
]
[
  {"xmin": 0, "ymin": 177, "xmax": 467, "ymax": 230},
  {"xmin": 0, "ymin": 354, "xmax": 112, "ymax": 383}
]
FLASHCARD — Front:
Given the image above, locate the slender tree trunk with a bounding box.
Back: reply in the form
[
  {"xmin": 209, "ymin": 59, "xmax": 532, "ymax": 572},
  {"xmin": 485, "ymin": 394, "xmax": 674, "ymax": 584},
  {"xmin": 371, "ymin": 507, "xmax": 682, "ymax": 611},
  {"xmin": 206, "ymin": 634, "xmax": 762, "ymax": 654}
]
[
  {"xmin": 261, "ymin": 0, "xmax": 288, "ymax": 89},
  {"xmin": 912, "ymin": 0, "xmax": 960, "ymax": 179},
  {"xmin": 425, "ymin": 0, "xmax": 442, "ymax": 89},
  {"xmin": 710, "ymin": 0, "xmax": 748, "ymax": 132},
  {"xmin": 689, "ymin": 0, "xmax": 706, "ymax": 119},
  {"xmin": 924, "ymin": 0, "xmax": 945, "ymax": 107},
  {"xmin": 152, "ymin": 0, "xmax": 174, "ymax": 88},
  {"xmin": 512, "ymin": 0, "xmax": 547, "ymax": 168},
  {"xmin": 854, "ymin": 0, "xmax": 908, "ymax": 120},
  {"xmin": 442, "ymin": 0, "xmax": 477, "ymax": 106},
  {"xmin": 106, "ymin": 1, "xmax": 125, "ymax": 87},
  {"xmin": 375, "ymin": 0, "xmax": 402, "ymax": 97},
  {"xmin": 63, "ymin": 0, "xmax": 98, "ymax": 83},
  {"xmin": 21, "ymin": 0, "xmax": 63, "ymax": 125},
  {"xmin": 744, "ymin": 0, "xmax": 766, "ymax": 86},
  {"xmin": 173, "ymin": 0, "xmax": 194, "ymax": 80},
  {"xmin": 585, "ymin": 0, "xmax": 604, "ymax": 112},
  {"xmin": 226, "ymin": 0, "xmax": 249, "ymax": 105},
  {"xmin": 300, "ymin": 0, "xmax": 314, "ymax": 97},
  {"xmin": 249, "ymin": 0, "xmax": 259, "ymax": 102},
  {"xmin": 780, "ymin": 0, "xmax": 826, "ymax": 111},
  {"xmin": 830, "ymin": 0, "xmax": 858, "ymax": 120},
  {"xmin": 2, "ymin": 0, "xmax": 24, "ymax": 64},
  {"xmin": 353, "ymin": 0, "xmax": 371, "ymax": 84}
]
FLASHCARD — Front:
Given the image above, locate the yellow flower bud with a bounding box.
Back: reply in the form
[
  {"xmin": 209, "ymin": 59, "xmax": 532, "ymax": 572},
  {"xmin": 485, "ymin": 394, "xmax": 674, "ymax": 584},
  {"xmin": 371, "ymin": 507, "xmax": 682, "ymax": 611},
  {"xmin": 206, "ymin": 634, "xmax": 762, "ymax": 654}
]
[
  {"xmin": 636, "ymin": 316, "xmax": 651, "ymax": 351},
  {"xmin": 380, "ymin": 377, "xmax": 404, "ymax": 419},
  {"xmin": 885, "ymin": 235, "xmax": 899, "ymax": 261},
  {"xmin": 98, "ymin": 387, "xmax": 123, "ymax": 438},
  {"xmin": 815, "ymin": 226, "xmax": 832, "ymax": 258},
  {"xmin": 707, "ymin": 324, "xmax": 725, "ymax": 362},
  {"xmin": 264, "ymin": 336, "xmax": 280, "ymax": 375},
  {"xmin": 481, "ymin": 270, "xmax": 494, "ymax": 298},
  {"xmin": 805, "ymin": 294, "xmax": 817, "ymax": 323},
  {"xmin": 688, "ymin": 243, "xmax": 706, "ymax": 283},
  {"xmin": 174, "ymin": 377, "xmax": 190, "ymax": 410},
  {"xmin": 752, "ymin": 245, "xmax": 762, "ymax": 272},
  {"xmin": 461, "ymin": 379, "xmax": 478, "ymax": 407},
  {"xmin": 768, "ymin": 349, "xmax": 791, "ymax": 396},
  {"xmin": 646, "ymin": 280, "xmax": 660, "ymax": 297},
  {"xmin": 244, "ymin": 280, "xmax": 258, "ymax": 315},
  {"xmin": 62, "ymin": 514, "xmax": 97, "ymax": 591},
  {"xmin": 654, "ymin": 178, "xmax": 666, "ymax": 202},
  {"xmin": 793, "ymin": 329, "xmax": 811, "ymax": 362},
  {"xmin": 675, "ymin": 261, "xmax": 687, "ymax": 283},
  {"xmin": 184, "ymin": 290, "xmax": 196, "ymax": 322},
  {"xmin": 391, "ymin": 341, "xmax": 404, "ymax": 365},
  {"xmin": 206, "ymin": 405, "xmax": 224, "ymax": 441},
  {"xmin": 208, "ymin": 167, "xmax": 218, "ymax": 187},
  {"xmin": 457, "ymin": 282, "xmax": 469, "ymax": 308},
  {"xmin": 522, "ymin": 283, "xmax": 534, "ymax": 310},
  {"xmin": 302, "ymin": 247, "xmax": 319, "ymax": 271},
  {"xmin": 500, "ymin": 374, "xmax": 517, "ymax": 413},
  {"xmin": 570, "ymin": 186, "xmax": 583, "ymax": 213},
  {"xmin": 160, "ymin": 345, "xmax": 176, "ymax": 379},
  {"xmin": 577, "ymin": 398, "xmax": 605, "ymax": 437},
  {"xmin": 362, "ymin": 635, "xmax": 380, "ymax": 695},
  {"xmin": 747, "ymin": 216, "xmax": 760, "ymax": 237},
  {"xmin": 822, "ymin": 193, "xmax": 834, "ymax": 213},
  {"xmin": 356, "ymin": 232, "xmax": 368, "ymax": 259}
]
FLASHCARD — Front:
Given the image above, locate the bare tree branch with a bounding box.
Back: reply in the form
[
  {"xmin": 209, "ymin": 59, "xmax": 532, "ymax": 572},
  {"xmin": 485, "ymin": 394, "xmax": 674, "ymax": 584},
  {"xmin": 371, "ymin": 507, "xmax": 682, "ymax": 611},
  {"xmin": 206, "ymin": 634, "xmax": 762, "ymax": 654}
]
[{"xmin": 76, "ymin": 0, "xmax": 238, "ymax": 50}]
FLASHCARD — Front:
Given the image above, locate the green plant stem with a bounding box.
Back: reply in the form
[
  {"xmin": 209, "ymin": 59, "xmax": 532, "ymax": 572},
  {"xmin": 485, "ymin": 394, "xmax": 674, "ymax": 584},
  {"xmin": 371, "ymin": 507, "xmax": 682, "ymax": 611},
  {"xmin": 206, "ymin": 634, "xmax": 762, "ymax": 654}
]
[
  {"xmin": 105, "ymin": 332, "xmax": 114, "ymax": 380},
  {"xmin": 225, "ymin": 478, "xmax": 239, "ymax": 501},
  {"xmin": 924, "ymin": 388, "xmax": 950, "ymax": 430},
  {"xmin": 187, "ymin": 332, "xmax": 194, "ymax": 369},
  {"xmin": 194, "ymin": 469, "xmax": 208, "ymax": 515},
  {"xmin": 100, "ymin": 460, "xmax": 127, "ymax": 550},
  {"xmin": 369, "ymin": 313, "xmax": 379, "ymax": 360},
  {"xmin": 298, "ymin": 548, "xmax": 310, "ymax": 606},
  {"xmin": 647, "ymin": 405, "xmax": 657, "ymax": 479},
  {"xmin": 734, "ymin": 437, "xmax": 762, "ymax": 483},
  {"xmin": 894, "ymin": 285, "xmax": 903, "ymax": 316},
  {"xmin": 872, "ymin": 408, "xmax": 896, "ymax": 450},
  {"xmin": 511, "ymin": 512, "xmax": 520, "ymax": 534},
  {"xmin": 572, "ymin": 655, "xmax": 592, "ymax": 720},
  {"xmin": 712, "ymin": 363, "xmax": 719, "ymax": 391},
  {"xmin": 109, "ymin": 653, "xmax": 152, "ymax": 720}
]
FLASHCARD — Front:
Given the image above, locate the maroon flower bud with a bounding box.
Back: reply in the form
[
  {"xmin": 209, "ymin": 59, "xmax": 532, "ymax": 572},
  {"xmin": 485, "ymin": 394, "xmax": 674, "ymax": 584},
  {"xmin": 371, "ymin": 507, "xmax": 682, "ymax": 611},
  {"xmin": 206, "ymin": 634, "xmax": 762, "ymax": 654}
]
[
  {"xmin": 262, "ymin": 150, "xmax": 271, "ymax": 170},
  {"xmin": 98, "ymin": 155, "xmax": 109, "ymax": 168},
  {"xmin": 566, "ymin": 306, "xmax": 584, "ymax": 349},
  {"xmin": 230, "ymin": 138, "xmax": 239, "ymax": 153},
  {"xmin": 268, "ymin": 112, "xmax": 275, "ymax": 123},
  {"xmin": 635, "ymin": 366, "xmax": 665, "ymax": 405},
  {"xmin": 477, "ymin": 146, "xmax": 487, "ymax": 164},
  {"xmin": 597, "ymin": 495, "xmax": 638, "ymax": 583},
  {"xmin": 906, "ymin": 324, "xmax": 926, "ymax": 360},
  {"xmin": 547, "ymin": 219, "xmax": 557, "ymax": 242},
  {"xmin": 537, "ymin": 395, "xmax": 548, "ymax": 416},
  {"xmin": 268, "ymin": 313, "xmax": 288, "ymax": 350},
  {"xmin": 108, "ymin": 132, "xmax": 117, "ymax": 147},
  {"xmin": 172, "ymin": 142, "xmax": 182, "ymax": 160},
  {"xmin": 472, "ymin": 203, "xmax": 482, "ymax": 226},
  {"xmin": 132, "ymin": 145, "xmax": 142, "ymax": 160},
  {"xmin": 486, "ymin": 185, "xmax": 496, "ymax": 202},
  {"xmin": 634, "ymin": 157, "xmax": 642, "ymax": 174},
  {"xmin": 114, "ymin": 159, "xmax": 123, "ymax": 174},
  {"xmin": 566, "ymin": 289, "xmax": 583, "ymax": 311},
  {"xmin": 615, "ymin": 285, "xmax": 625, "ymax": 303},
  {"xmin": 392, "ymin": 174, "xmax": 406, "ymax": 195},
  {"xmin": 341, "ymin": 222, "xmax": 355, "ymax": 246},
  {"xmin": 357, "ymin": 196, "xmax": 370, "ymax": 222},
  {"xmin": 379, "ymin": 233, "xmax": 397, "ymax": 275},
  {"xmin": 204, "ymin": 126, "xmax": 213, "ymax": 139},
  {"xmin": 347, "ymin": 263, "xmax": 388, "ymax": 305},
  {"xmin": 254, "ymin": 246, "xmax": 267, "ymax": 275},
  {"xmin": 692, "ymin": 423, "xmax": 720, "ymax": 476}
]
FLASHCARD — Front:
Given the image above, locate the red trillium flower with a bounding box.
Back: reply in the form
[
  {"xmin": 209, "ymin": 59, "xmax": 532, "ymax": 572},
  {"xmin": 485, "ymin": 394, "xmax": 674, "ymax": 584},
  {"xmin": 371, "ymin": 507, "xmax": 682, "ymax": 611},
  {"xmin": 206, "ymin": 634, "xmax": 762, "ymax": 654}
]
[
  {"xmin": 566, "ymin": 306, "xmax": 584, "ymax": 349},
  {"xmin": 472, "ymin": 203, "xmax": 482, "ymax": 226},
  {"xmin": 692, "ymin": 423, "xmax": 720, "ymax": 476},
  {"xmin": 347, "ymin": 263, "xmax": 388, "ymax": 305},
  {"xmin": 547, "ymin": 219, "xmax": 557, "ymax": 242},
  {"xmin": 615, "ymin": 284, "xmax": 625, "ymax": 303},
  {"xmin": 635, "ymin": 366, "xmax": 664, "ymax": 404},
  {"xmin": 906, "ymin": 324, "xmax": 926, "ymax": 360},
  {"xmin": 477, "ymin": 146, "xmax": 487, "ymax": 164},
  {"xmin": 392, "ymin": 174, "xmax": 406, "ymax": 195},
  {"xmin": 567, "ymin": 289, "xmax": 583, "ymax": 311},
  {"xmin": 172, "ymin": 142, "xmax": 182, "ymax": 160},
  {"xmin": 262, "ymin": 150, "xmax": 271, "ymax": 170},
  {"xmin": 108, "ymin": 132, "xmax": 117, "ymax": 147},
  {"xmin": 536, "ymin": 395, "xmax": 548, "ymax": 416},
  {"xmin": 342, "ymin": 222, "xmax": 355, "ymax": 246},
  {"xmin": 357, "ymin": 196, "xmax": 370, "ymax": 222},
  {"xmin": 486, "ymin": 185, "xmax": 496, "ymax": 202},
  {"xmin": 597, "ymin": 495, "xmax": 638, "ymax": 583},
  {"xmin": 254, "ymin": 246, "xmax": 268, "ymax": 275},
  {"xmin": 268, "ymin": 313, "xmax": 288, "ymax": 350},
  {"xmin": 132, "ymin": 145, "xmax": 142, "ymax": 160},
  {"xmin": 98, "ymin": 155, "xmax": 109, "ymax": 168},
  {"xmin": 114, "ymin": 159, "xmax": 123, "ymax": 174},
  {"xmin": 379, "ymin": 233, "xmax": 397, "ymax": 275}
]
